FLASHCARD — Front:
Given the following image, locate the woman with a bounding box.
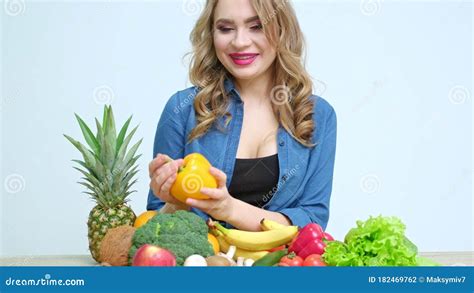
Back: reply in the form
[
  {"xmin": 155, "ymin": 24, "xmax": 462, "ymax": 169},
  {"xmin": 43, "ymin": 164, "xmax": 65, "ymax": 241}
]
[{"xmin": 147, "ymin": 0, "xmax": 337, "ymax": 232}]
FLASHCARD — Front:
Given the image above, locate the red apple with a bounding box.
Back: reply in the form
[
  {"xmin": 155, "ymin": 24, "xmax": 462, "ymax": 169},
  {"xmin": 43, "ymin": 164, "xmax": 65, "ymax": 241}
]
[{"xmin": 132, "ymin": 244, "xmax": 176, "ymax": 266}]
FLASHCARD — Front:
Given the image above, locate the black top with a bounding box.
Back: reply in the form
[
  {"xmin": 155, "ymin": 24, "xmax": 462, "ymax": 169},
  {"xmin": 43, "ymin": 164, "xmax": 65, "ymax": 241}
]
[{"xmin": 228, "ymin": 154, "xmax": 280, "ymax": 208}]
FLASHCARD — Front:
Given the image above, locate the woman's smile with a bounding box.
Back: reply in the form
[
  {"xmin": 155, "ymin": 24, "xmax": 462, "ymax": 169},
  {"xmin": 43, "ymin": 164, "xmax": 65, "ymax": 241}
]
[{"xmin": 229, "ymin": 53, "xmax": 259, "ymax": 66}]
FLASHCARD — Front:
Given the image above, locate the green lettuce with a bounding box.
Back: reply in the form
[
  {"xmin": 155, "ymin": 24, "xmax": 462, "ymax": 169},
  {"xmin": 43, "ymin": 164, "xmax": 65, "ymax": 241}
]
[{"xmin": 323, "ymin": 215, "xmax": 439, "ymax": 266}]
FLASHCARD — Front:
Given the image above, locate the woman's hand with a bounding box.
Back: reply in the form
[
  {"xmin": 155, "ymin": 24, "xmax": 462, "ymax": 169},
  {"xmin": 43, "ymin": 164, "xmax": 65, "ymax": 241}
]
[
  {"xmin": 185, "ymin": 166, "xmax": 236, "ymax": 222},
  {"xmin": 149, "ymin": 153, "xmax": 187, "ymax": 207}
]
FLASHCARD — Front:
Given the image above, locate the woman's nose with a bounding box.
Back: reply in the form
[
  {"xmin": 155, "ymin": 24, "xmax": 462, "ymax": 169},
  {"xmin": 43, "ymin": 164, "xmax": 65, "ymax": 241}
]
[{"xmin": 231, "ymin": 29, "xmax": 252, "ymax": 48}]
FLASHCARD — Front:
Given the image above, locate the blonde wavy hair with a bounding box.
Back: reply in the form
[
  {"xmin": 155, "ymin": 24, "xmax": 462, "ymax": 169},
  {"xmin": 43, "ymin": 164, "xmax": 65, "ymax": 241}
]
[{"xmin": 187, "ymin": 0, "xmax": 315, "ymax": 147}]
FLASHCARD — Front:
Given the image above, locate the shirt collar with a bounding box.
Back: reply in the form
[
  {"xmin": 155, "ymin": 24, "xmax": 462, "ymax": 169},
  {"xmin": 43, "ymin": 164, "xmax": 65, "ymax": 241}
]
[
  {"xmin": 224, "ymin": 77, "xmax": 235, "ymax": 93},
  {"xmin": 224, "ymin": 77, "xmax": 243, "ymax": 103}
]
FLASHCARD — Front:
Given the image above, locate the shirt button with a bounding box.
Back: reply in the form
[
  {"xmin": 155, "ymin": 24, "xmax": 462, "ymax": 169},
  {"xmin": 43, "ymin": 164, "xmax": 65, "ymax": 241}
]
[{"xmin": 279, "ymin": 141, "xmax": 285, "ymax": 147}]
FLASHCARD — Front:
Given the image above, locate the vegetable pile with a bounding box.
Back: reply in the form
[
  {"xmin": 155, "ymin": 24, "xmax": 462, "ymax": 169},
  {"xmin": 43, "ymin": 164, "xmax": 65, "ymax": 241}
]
[
  {"xmin": 322, "ymin": 215, "xmax": 438, "ymax": 266},
  {"xmin": 129, "ymin": 210, "xmax": 214, "ymax": 266},
  {"xmin": 95, "ymin": 208, "xmax": 439, "ymax": 267}
]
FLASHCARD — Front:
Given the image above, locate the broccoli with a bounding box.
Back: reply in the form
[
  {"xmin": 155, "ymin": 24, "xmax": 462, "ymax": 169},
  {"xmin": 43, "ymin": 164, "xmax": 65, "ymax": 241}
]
[{"xmin": 129, "ymin": 210, "xmax": 213, "ymax": 266}]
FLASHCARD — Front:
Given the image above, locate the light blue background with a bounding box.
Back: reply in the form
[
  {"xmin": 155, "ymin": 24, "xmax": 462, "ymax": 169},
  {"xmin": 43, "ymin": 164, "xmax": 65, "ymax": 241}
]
[{"xmin": 1, "ymin": 0, "xmax": 472, "ymax": 256}]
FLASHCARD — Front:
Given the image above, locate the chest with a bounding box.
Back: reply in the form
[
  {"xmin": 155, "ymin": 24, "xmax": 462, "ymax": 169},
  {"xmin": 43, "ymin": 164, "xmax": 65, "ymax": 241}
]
[{"xmin": 236, "ymin": 102, "xmax": 279, "ymax": 159}]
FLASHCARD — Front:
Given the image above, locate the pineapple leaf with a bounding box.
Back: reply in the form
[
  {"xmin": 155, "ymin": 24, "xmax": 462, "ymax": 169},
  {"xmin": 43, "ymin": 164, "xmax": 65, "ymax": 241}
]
[
  {"xmin": 95, "ymin": 118, "xmax": 104, "ymax": 156},
  {"xmin": 64, "ymin": 135, "xmax": 97, "ymax": 172},
  {"xmin": 67, "ymin": 106, "xmax": 142, "ymax": 209},
  {"xmin": 125, "ymin": 164, "xmax": 139, "ymax": 177},
  {"xmin": 73, "ymin": 167, "xmax": 101, "ymax": 187},
  {"xmin": 92, "ymin": 155, "xmax": 106, "ymax": 182},
  {"xmin": 114, "ymin": 125, "xmax": 139, "ymax": 171},
  {"xmin": 120, "ymin": 138, "xmax": 143, "ymax": 171},
  {"xmin": 83, "ymin": 191, "xmax": 104, "ymax": 205},
  {"xmin": 74, "ymin": 113, "xmax": 100, "ymax": 156},
  {"xmin": 122, "ymin": 164, "xmax": 139, "ymax": 181},
  {"xmin": 114, "ymin": 155, "xmax": 140, "ymax": 189},
  {"xmin": 111, "ymin": 170, "xmax": 126, "ymax": 193},
  {"xmin": 94, "ymin": 122, "xmax": 105, "ymax": 182},
  {"xmin": 121, "ymin": 170, "xmax": 139, "ymax": 192},
  {"xmin": 107, "ymin": 106, "xmax": 117, "ymax": 143},
  {"xmin": 82, "ymin": 177, "xmax": 99, "ymax": 189},
  {"xmin": 111, "ymin": 162, "xmax": 138, "ymax": 193},
  {"xmin": 94, "ymin": 188, "xmax": 107, "ymax": 204},
  {"xmin": 78, "ymin": 181, "xmax": 95, "ymax": 192},
  {"xmin": 116, "ymin": 115, "xmax": 132, "ymax": 156},
  {"xmin": 102, "ymin": 105, "xmax": 109, "ymax": 134},
  {"xmin": 103, "ymin": 191, "xmax": 116, "ymax": 207},
  {"xmin": 83, "ymin": 191, "xmax": 95, "ymax": 197},
  {"xmin": 72, "ymin": 159, "xmax": 98, "ymax": 179},
  {"xmin": 125, "ymin": 178, "xmax": 139, "ymax": 191},
  {"xmin": 101, "ymin": 126, "xmax": 116, "ymax": 170},
  {"xmin": 122, "ymin": 154, "xmax": 142, "ymax": 174},
  {"xmin": 123, "ymin": 190, "xmax": 137, "ymax": 201},
  {"xmin": 105, "ymin": 169, "xmax": 114, "ymax": 193},
  {"xmin": 72, "ymin": 159, "xmax": 87, "ymax": 168},
  {"xmin": 99, "ymin": 106, "xmax": 117, "ymax": 170}
]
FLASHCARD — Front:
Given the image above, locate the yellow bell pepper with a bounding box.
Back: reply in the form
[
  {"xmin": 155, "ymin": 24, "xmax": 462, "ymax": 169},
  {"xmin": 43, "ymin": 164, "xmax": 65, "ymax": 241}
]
[{"xmin": 170, "ymin": 153, "xmax": 218, "ymax": 203}]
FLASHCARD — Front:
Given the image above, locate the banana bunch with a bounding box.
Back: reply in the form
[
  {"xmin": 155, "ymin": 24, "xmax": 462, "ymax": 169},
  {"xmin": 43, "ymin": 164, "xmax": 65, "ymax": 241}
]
[
  {"xmin": 208, "ymin": 219, "xmax": 298, "ymax": 261},
  {"xmin": 260, "ymin": 218, "xmax": 289, "ymax": 231}
]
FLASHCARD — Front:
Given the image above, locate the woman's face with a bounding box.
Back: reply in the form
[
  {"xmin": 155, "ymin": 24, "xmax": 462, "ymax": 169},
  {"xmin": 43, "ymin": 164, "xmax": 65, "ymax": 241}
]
[{"xmin": 213, "ymin": 0, "xmax": 277, "ymax": 82}]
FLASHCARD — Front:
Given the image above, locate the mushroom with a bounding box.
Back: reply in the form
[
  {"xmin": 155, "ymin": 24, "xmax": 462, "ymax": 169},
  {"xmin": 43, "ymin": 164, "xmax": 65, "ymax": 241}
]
[
  {"xmin": 217, "ymin": 245, "xmax": 237, "ymax": 266},
  {"xmin": 236, "ymin": 257, "xmax": 245, "ymax": 266},
  {"xmin": 183, "ymin": 255, "xmax": 208, "ymax": 267},
  {"xmin": 206, "ymin": 255, "xmax": 232, "ymax": 266},
  {"xmin": 244, "ymin": 258, "xmax": 255, "ymax": 266}
]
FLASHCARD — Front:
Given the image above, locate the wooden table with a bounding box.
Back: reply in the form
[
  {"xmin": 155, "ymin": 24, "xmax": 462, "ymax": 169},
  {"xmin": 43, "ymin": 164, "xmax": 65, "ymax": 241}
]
[{"xmin": 1, "ymin": 252, "xmax": 472, "ymax": 266}]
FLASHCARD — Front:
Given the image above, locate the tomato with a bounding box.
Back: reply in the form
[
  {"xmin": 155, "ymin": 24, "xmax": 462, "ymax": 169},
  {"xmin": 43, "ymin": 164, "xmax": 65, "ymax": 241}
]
[
  {"xmin": 280, "ymin": 252, "xmax": 304, "ymax": 266},
  {"xmin": 303, "ymin": 254, "xmax": 327, "ymax": 266},
  {"xmin": 268, "ymin": 245, "xmax": 286, "ymax": 252}
]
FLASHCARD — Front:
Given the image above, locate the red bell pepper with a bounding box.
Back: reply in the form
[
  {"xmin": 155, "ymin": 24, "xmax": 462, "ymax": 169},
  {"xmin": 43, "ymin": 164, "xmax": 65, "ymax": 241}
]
[{"xmin": 288, "ymin": 223, "xmax": 333, "ymax": 259}]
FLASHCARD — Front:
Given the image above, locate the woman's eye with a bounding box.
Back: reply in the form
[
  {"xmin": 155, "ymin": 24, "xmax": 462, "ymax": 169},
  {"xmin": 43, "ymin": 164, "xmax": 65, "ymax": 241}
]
[
  {"xmin": 217, "ymin": 27, "xmax": 233, "ymax": 33},
  {"xmin": 251, "ymin": 24, "xmax": 263, "ymax": 31}
]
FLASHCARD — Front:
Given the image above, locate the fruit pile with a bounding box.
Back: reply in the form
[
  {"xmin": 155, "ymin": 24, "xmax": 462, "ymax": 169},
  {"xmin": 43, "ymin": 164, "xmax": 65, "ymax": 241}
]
[
  {"xmin": 206, "ymin": 219, "xmax": 332, "ymax": 267},
  {"xmin": 65, "ymin": 106, "xmax": 437, "ymax": 267},
  {"xmin": 97, "ymin": 210, "xmax": 333, "ymax": 267}
]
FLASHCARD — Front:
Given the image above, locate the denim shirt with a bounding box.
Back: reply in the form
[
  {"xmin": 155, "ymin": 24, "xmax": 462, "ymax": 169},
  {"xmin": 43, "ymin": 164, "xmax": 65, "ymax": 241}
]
[{"xmin": 147, "ymin": 79, "xmax": 337, "ymax": 230}]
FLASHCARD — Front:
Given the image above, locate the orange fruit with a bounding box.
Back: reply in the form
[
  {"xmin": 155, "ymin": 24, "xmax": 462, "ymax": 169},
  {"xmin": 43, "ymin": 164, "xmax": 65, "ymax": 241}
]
[
  {"xmin": 207, "ymin": 233, "xmax": 220, "ymax": 254},
  {"xmin": 134, "ymin": 210, "xmax": 158, "ymax": 228}
]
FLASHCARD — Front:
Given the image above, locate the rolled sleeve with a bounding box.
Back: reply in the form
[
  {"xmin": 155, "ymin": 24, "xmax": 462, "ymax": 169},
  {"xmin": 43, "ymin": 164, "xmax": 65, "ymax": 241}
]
[
  {"xmin": 279, "ymin": 207, "xmax": 312, "ymax": 228},
  {"xmin": 146, "ymin": 92, "xmax": 186, "ymax": 211}
]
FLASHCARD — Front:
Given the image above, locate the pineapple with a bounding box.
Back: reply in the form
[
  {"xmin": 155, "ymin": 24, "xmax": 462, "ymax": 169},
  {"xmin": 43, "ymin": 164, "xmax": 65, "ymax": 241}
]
[{"xmin": 64, "ymin": 105, "xmax": 142, "ymax": 262}]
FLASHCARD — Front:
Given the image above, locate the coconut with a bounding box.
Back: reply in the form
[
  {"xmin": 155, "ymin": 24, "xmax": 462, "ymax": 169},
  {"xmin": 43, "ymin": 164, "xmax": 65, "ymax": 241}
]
[{"xmin": 99, "ymin": 225, "xmax": 136, "ymax": 266}]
